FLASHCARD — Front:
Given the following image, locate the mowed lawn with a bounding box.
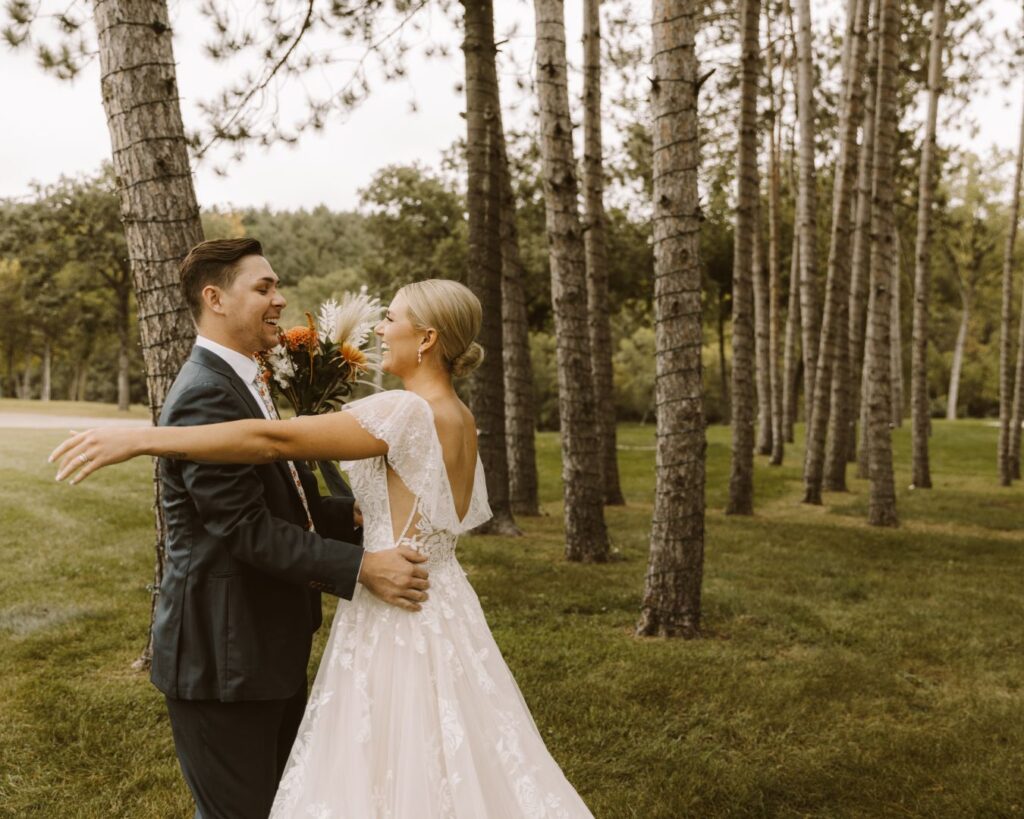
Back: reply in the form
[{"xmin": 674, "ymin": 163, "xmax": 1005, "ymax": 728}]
[{"xmin": 1, "ymin": 402, "xmax": 1022, "ymax": 818}]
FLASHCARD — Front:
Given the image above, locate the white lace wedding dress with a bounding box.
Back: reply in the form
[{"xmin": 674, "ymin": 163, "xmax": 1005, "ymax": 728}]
[{"xmin": 270, "ymin": 390, "xmax": 594, "ymax": 819}]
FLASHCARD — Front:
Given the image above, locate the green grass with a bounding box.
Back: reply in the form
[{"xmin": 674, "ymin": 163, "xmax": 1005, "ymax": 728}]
[{"xmin": 1, "ymin": 416, "xmax": 1022, "ymax": 817}]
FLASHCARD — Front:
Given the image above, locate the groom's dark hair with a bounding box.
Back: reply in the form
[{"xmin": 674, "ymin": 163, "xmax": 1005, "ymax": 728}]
[{"xmin": 180, "ymin": 238, "xmax": 264, "ymax": 321}]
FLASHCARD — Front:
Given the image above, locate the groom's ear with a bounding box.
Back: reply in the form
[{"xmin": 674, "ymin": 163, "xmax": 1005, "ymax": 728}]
[{"xmin": 201, "ymin": 284, "xmax": 227, "ymax": 317}]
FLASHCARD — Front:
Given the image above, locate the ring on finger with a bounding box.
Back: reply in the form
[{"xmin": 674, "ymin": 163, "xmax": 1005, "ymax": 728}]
[{"xmin": 78, "ymin": 454, "xmax": 91, "ymax": 465}]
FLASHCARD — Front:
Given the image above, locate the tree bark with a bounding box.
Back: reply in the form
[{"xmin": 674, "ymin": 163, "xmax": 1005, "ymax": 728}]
[
  {"xmin": 637, "ymin": 0, "xmax": 705, "ymax": 638},
  {"xmin": 794, "ymin": 0, "xmax": 821, "ymax": 425},
  {"xmin": 805, "ymin": 0, "xmax": 870, "ymax": 501},
  {"xmin": 727, "ymin": 0, "xmax": 761, "ymax": 516},
  {"xmin": 93, "ymin": 0, "xmax": 205, "ymax": 668},
  {"xmin": 891, "ymin": 230, "xmax": 904, "ymax": 427},
  {"xmin": 1008, "ymin": 94, "xmax": 1024, "ymax": 478},
  {"xmin": 865, "ymin": 0, "xmax": 900, "ymax": 527},
  {"xmin": 946, "ymin": 272, "xmax": 968, "ymax": 421},
  {"xmin": 582, "ymin": 0, "xmax": 625, "ymax": 506},
  {"xmin": 909, "ymin": 0, "xmax": 945, "ymax": 487},
  {"xmin": 999, "ymin": 94, "xmax": 1024, "ymax": 484},
  {"xmin": 498, "ymin": 120, "xmax": 540, "ymax": 518},
  {"xmin": 753, "ymin": 204, "xmax": 773, "ymax": 456},
  {"xmin": 767, "ymin": 36, "xmax": 785, "ymax": 466},
  {"xmin": 462, "ymin": 0, "xmax": 521, "ymax": 536},
  {"xmin": 782, "ymin": 229, "xmax": 801, "ymax": 441},
  {"xmin": 533, "ymin": 0, "xmax": 609, "ymax": 562},
  {"xmin": 843, "ymin": 0, "xmax": 881, "ymax": 467}
]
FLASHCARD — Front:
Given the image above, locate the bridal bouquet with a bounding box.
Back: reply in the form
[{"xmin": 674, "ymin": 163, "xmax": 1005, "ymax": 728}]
[
  {"xmin": 257, "ymin": 289, "xmax": 382, "ymax": 416},
  {"xmin": 257, "ymin": 289, "xmax": 382, "ymax": 497}
]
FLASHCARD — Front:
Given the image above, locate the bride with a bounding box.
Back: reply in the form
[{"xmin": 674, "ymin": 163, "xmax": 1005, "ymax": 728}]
[{"xmin": 51, "ymin": 279, "xmax": 594, "ymax": 818}]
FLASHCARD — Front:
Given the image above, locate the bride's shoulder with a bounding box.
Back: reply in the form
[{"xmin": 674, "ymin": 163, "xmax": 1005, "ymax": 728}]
[{"xmin": 345, "ymin": 389, "xmax": 432, "ymax": 417}]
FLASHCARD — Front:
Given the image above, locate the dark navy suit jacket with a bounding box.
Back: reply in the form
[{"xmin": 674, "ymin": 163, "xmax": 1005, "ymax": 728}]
[{"xmin": 151, "ymin": 345, "xmax": 363, "ymax": 702}]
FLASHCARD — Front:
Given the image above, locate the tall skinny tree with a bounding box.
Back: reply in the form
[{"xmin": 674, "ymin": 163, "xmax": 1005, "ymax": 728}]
[
  {"xmin": 804, "ymin": 0, "xmax": 869, "ymax": 502},
  {"xmin": 767, "ymin": 25, "xmax": 785, "ymax": 466},
  {"xmin": 865, "ymin": 0, "xmax": 900, "ymax": 527},
  {"xmin": 794, "ymin": 0, "xmax": 821, "ymax": 422},
  {"xmin": 533, "ymin": 0, "xmax": 609, "ymax": 561},
  {"xmin": 93, "ymin": 0, "xmax": 205, "ymax": 666},
  {"xmin": 582, "ymin": 0, "xmax": 626, "ymax": 506},
  {"xmin": 1005, "ymin": 92, "xmax": 1024, "ymax": 480},
  {"xmin": 638, "ymin": 0, "xmax": 705, "ymax": 638},
  {"xmin": 909, "ymin": 0, "xmax": 946, "ymax": 489},
  {"xmin": 462, "ymin": 0, "xmax": 520, "ymax": 534},
  {"xmin": 499, "ymin": 135, "xmax": 541, "ymax": 517},
  {"xmin": 999, "ymin": 93, "xmax": 1024, "ymax": 485},
  {"xmin": 727, "ymin": 0, "xmax": 761, "ymax": 516}
]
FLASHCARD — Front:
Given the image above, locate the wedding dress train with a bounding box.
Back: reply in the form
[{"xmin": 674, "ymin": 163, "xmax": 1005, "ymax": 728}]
[{"xmin": 270, "ymin": 390, "xmax": 594, "ymax": 818}]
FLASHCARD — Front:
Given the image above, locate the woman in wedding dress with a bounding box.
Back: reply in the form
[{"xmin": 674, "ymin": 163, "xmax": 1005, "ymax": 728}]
[{"xmin": 51, "ymin": 279, "xmax": 594, "ymax": 819}]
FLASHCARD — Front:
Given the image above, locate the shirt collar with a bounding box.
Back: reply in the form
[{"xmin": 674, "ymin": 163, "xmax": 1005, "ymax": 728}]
[{"xmin": 195, "ymin": 335, "xmax": 261, "ymax": 385}]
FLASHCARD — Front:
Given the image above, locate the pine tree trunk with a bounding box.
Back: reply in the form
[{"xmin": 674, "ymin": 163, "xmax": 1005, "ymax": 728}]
[
  {"xmin": 637, "ymin": 0, "xmax": 705, "ymax": 638},
  {"xmin": 41, "ymin": 339, "xmax": 52, "ymax": 402},
  {"xmin": 1008, "ymin": 95, "xmax": 1024, "ymax": 478},
  {"xmin": 498, "ymin": 121, "xmax": 540, "ymax": 518},
  {"xmin": 946, "ymin": 280, "xmax": 968, "ymax": 421},
  {"xmin": 462, "ymin": 0, "xmax": 521, "ymax": 536},
  {"xmin": 999, "ymin": 93, "xmax": 1024, "ymax": 484},
  {"xmin": 794, "ymin": 0, "xmax": 821, "ymax": 425},
  {"xmin": 533, "ymin": 0, "xmax": 609, "ymax": 562},
  {"xmin": 767, "ymin": 41, "xmax": 785, "ymax": 466},
  {"xmin": 19, "ymin": 350, "xmax": 31, "ymax": 399},
  {"xmin": 727, "ymin": 0, "xmax": 761, "ymax": 516},
  {"xmin": 582, "ymin": 0, "xmax": 625, "ymax": 506},
  {"xmin": 93, "ymin": 0, "xmax": 204, "ymax": 669},
  {"xmin": 845, "ymin": 0, "xmax": 880, "ymax": 466},
  {"xmin": 909, "ymin": 0, "xmax": 945, "ymax": 487},
  {"xmin": 806, "ymin": 0, "xmax": 870, "ymax": 501},
  {"xmin": 782, "ymin": 229, "xmax": 801, "ymax": 441},
  {"xmin": 865, "ymin": 0, "xmax": 900, "ymax": 527},
  {"xmin": 754, "ymin": 206, "xmax": 773, "ymax": 456},
  {"xmin": 891, "ymin": 230, "xmax": 904, "ymax": 427}
]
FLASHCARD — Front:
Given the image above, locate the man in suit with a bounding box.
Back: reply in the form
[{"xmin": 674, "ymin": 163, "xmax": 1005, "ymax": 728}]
[{"xmin": 154, "ymin": 237, "xmax": 428, "ymax": 818}]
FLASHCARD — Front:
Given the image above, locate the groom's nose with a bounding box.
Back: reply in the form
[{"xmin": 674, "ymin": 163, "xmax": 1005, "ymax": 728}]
[{"xmin": 273, "ymin": 290, "xmax": 287, "ymax": 309}]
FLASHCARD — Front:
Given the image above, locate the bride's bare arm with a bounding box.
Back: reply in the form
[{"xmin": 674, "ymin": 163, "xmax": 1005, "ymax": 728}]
[{"xmin": 49, "ymin": 411, "xmax": 387, "ymax": 484}]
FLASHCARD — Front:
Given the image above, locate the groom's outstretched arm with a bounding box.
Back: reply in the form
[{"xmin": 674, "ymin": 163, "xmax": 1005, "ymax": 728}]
[{"xmin": 167, "ymin": 380, "xmax": 365, "ymax": 599}]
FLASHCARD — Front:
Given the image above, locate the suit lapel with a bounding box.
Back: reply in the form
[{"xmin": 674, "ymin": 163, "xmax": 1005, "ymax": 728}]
[{"xmin": 188, "ymin": 346, "xmax": 305, "ymax": 504}]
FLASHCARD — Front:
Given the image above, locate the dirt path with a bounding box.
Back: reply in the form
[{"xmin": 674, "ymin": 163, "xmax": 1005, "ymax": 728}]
[{"xmin": 0, "ymin": 413, "xmax": 152, "ymax": 430}]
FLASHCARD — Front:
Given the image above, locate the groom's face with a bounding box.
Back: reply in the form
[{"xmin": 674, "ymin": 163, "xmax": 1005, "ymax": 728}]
[{"xmin": 210, "ymin": 255, "xmax": 286, "ymax": 354}]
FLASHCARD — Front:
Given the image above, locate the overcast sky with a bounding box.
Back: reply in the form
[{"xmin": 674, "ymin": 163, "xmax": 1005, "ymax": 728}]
[{"xmin": 1, "ymin": 0, "xmax": 1019, "ymax": 213}]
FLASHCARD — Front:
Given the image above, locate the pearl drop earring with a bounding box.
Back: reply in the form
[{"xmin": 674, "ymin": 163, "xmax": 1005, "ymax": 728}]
[{"xmin": 417, "ymin": 349, "xmax": 423, "ymax": 364}]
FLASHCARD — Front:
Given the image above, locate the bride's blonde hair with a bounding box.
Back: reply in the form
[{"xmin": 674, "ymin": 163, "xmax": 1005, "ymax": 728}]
[{"xmin": 398, "ymin": 279, "xmax": 485, "ymax": 378}]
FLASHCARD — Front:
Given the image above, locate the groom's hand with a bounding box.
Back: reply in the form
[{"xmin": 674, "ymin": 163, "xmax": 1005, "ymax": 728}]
[{"xmin": 357, "ymin": 547, "xmax": 430, "ymax": 611}]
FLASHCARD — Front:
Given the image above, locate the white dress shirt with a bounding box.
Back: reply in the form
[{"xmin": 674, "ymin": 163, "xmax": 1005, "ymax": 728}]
[{"xmin": 194, "ymin": 335, "xmax": 272, "ymax": 420}]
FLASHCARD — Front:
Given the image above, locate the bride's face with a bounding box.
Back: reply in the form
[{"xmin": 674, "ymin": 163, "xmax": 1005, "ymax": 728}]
[{"xmin": 375, "ymin": 292, "xmax": 424, "ymax": 376}]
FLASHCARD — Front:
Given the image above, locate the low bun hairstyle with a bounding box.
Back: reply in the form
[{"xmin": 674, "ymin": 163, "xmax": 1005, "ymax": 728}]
[
  {"xmin": 398, "ymin": 279, "xmax": 485, "ymax": 378},
  {"xmin": 450, "ymin": 341, "xmax": 485, "ymax": 378}
]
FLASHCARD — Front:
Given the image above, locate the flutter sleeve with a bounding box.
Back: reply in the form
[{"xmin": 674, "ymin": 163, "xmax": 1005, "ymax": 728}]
[{"xmin": 338, "ymin": 390, "xmax": 449, "ymax": 525}]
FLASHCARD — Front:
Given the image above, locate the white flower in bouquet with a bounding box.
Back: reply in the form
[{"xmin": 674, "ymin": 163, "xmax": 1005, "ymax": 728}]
[{"xmin": 318, "ymin": 286, "xmax": 382, "ymax": 348}]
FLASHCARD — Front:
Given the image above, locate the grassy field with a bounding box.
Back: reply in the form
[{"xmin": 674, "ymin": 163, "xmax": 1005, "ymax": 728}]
[{"xmin": 1, "ymin": 401, "xmax": 1022, "ymax": 817}]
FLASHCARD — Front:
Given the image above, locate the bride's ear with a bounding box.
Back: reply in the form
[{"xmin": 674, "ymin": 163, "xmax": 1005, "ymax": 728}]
[{"xmin": 420, "ymin": 328, "xmax": 440, "ymax": 354}]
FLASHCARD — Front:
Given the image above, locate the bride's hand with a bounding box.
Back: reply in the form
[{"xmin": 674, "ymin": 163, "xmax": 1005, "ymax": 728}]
[{"xmin": 49, "ymin": 428, "xmax": 145, "ymax": 484}]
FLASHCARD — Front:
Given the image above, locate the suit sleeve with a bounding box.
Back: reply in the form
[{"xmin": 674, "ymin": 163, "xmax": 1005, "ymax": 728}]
[
  {"xmin": 165, "ymin": 381, "xmax": 364, "ymax": 599},
  {"xmin": 296, "ymin": 463, "xmax": 361, "ymax": 546}
]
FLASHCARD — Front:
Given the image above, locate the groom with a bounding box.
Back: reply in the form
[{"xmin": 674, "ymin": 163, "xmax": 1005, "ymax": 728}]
[{"xmin": 154, "ymin": 237, "xmax": 429, "ymax": 818}]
